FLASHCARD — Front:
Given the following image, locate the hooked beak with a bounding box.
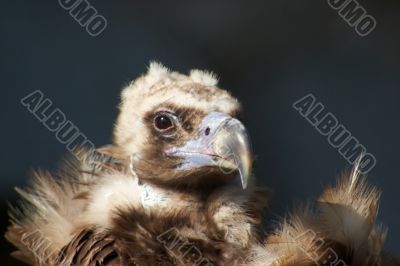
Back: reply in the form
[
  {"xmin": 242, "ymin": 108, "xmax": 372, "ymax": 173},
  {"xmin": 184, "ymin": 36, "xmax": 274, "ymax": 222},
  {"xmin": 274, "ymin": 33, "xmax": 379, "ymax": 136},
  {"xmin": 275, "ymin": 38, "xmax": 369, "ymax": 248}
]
[{"xmin": 166, "ymin": 112, "xmax": 252, "ymax": 189}]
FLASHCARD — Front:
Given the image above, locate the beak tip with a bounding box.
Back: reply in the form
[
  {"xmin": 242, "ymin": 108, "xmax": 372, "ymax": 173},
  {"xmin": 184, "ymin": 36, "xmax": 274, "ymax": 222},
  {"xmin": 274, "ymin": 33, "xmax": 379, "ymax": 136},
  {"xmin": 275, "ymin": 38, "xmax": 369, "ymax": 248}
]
[{"xmin": 239, "ymin": 170, "xmax": 250, "ymax": 190}]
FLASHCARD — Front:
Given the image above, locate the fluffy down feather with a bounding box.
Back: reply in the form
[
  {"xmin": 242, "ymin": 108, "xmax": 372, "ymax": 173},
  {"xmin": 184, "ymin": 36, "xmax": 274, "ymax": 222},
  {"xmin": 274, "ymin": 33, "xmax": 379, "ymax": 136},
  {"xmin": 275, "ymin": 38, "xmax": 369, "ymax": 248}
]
[
  {"xmin": 5, "ymin": 63, "xmax": 399, "ymax": 266},
  {"xmin": 6, "ymin": 147, "xmax": 269, "ymax": 265},
  {"xmin": 257, "ymin": 162, "xmax": 399, "ymax": 266},
  {"xmin": 6, "ymin": 148, "xmax": 399, "ymax": 266}
]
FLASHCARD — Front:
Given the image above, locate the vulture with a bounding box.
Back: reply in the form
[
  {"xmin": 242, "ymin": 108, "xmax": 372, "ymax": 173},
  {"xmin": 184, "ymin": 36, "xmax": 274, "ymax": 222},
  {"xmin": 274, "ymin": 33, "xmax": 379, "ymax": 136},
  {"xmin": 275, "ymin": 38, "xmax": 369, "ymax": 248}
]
[{"xmin": 6, "ymin": 62, "xmax": 399, "ymax": 266}]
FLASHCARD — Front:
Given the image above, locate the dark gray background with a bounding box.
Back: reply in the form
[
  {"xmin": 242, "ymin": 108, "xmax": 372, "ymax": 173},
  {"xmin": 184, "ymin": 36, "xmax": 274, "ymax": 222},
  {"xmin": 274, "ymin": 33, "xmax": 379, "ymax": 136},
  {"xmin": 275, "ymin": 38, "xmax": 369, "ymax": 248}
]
[{"xmin": 1, "ymin": 0, "xmax": 399, "ymax": 264}]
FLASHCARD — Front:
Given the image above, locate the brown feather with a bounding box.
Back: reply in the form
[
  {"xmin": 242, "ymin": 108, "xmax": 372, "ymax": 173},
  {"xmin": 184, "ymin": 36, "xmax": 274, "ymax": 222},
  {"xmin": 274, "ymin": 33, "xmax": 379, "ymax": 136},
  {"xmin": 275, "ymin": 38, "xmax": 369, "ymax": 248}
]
[{"xmin": 5, "ymin": 64, "xmax": 399, "ymax": 266}]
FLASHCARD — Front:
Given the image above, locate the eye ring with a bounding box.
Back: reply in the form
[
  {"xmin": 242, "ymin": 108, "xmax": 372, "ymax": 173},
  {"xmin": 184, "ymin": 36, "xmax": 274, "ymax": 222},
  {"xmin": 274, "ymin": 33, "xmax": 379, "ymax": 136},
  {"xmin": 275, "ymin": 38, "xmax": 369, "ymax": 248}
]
[{"xmin": 153, "ymin": 112, "xmax": 175, "ymax": 132}]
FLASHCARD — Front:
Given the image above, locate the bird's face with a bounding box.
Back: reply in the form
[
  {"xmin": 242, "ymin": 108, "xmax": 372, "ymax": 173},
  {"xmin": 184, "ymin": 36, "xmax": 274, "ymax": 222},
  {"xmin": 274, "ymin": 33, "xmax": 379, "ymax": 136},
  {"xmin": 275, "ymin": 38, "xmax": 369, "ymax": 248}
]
[{"xmin": 114, "ymin": 63, "xmax": 252, "ymax": 189}]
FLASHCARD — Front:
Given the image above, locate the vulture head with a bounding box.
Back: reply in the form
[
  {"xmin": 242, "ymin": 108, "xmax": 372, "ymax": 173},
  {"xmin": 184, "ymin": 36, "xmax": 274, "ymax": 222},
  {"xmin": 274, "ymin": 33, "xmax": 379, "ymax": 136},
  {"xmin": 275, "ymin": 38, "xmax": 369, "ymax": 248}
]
[{"xmin": 114, "ymin": 62, "xmax": 252, "ymax": 189}]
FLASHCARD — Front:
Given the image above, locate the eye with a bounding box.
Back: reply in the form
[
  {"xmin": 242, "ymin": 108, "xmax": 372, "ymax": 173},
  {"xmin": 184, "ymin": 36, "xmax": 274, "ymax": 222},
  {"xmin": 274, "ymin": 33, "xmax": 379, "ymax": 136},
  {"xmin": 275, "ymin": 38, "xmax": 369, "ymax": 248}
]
[{"xmin": 154, "ymin": 113, "xmax": 174, "ymax": 131}]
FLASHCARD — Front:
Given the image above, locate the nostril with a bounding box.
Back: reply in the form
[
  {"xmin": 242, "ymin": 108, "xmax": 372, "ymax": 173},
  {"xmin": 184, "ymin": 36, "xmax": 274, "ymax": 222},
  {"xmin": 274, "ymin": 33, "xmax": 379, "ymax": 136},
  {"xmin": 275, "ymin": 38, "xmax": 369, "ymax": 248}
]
[{"xmin": 205, "ymin": 127, "xmax": 211, "ymax": 136}]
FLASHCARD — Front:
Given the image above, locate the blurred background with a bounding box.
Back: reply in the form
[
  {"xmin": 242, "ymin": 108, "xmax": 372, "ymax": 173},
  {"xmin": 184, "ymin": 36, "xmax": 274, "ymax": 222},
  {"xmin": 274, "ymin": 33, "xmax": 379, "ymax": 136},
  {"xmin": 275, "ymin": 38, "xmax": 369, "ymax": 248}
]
[{"xmin": 1, "ymin": 0, "xmax": 399, "ymax": 264}]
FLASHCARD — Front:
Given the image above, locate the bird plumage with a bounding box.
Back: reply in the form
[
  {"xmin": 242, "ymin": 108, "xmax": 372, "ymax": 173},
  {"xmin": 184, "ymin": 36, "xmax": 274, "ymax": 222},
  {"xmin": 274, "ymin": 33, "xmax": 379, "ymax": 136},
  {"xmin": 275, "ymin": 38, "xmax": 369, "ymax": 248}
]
[{"xmin": 6, "ymin": 63, "xmax": 399, "ymax": 265}]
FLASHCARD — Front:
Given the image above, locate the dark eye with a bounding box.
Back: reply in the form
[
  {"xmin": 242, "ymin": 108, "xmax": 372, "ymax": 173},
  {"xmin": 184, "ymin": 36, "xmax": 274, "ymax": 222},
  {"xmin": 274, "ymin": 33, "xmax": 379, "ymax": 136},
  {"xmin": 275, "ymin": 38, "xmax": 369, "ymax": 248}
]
[{"xmin": 154, "ymin": 114, "xmax": 174, "ymax": 131}]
